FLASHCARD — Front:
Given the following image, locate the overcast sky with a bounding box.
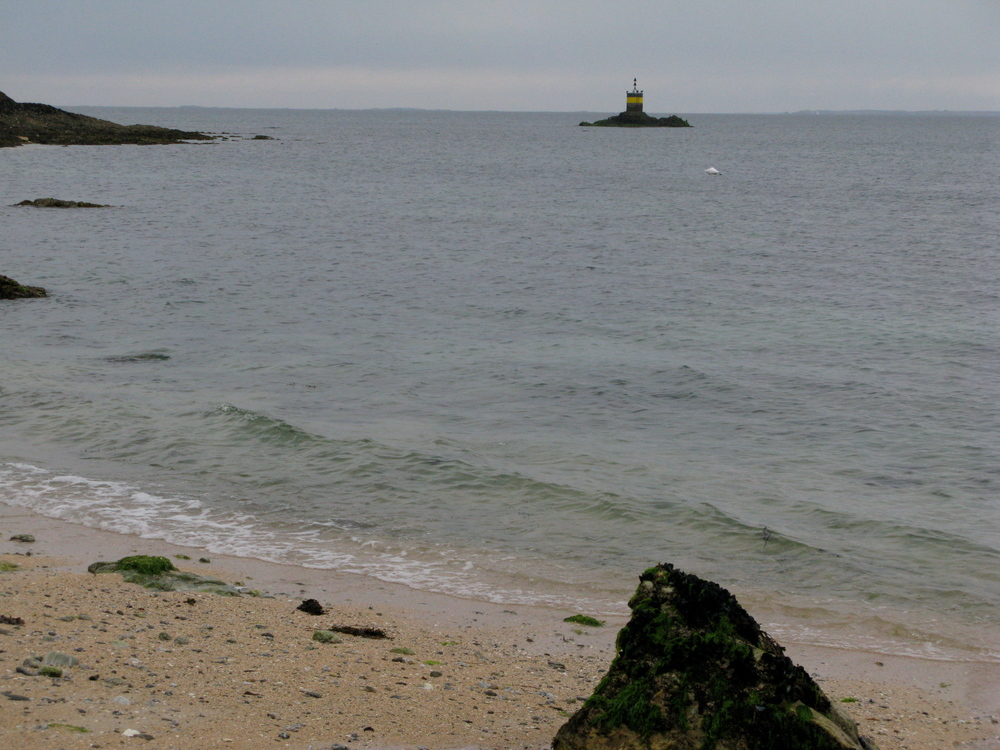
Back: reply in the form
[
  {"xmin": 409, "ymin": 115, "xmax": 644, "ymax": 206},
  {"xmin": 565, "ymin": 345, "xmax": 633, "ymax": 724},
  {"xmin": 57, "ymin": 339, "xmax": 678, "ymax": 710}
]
[{"xmin": 2, "ymin": 1, "xmax": 997, "ymax": 112}]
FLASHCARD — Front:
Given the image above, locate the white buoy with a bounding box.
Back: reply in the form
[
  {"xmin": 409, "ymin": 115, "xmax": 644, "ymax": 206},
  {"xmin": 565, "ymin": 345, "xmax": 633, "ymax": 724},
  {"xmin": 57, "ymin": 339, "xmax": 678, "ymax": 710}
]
[{"xmin": 705, "ymin": 167, "xmax": 721, "ymax": 175}]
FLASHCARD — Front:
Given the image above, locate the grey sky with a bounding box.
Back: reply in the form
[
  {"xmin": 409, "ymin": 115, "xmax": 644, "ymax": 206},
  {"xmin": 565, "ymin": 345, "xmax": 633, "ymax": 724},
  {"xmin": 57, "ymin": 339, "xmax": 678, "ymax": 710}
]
[{"xmin": 2, "ymin": 1, "xmax": 997, "ymax": 111}]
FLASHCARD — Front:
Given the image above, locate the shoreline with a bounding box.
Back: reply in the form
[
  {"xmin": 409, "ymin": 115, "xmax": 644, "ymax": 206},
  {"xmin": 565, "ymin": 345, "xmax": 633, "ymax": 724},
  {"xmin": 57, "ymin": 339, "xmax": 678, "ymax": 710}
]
[{"xmin": 3, "ymin": 502, "xmax": 999, "ymax": 749}]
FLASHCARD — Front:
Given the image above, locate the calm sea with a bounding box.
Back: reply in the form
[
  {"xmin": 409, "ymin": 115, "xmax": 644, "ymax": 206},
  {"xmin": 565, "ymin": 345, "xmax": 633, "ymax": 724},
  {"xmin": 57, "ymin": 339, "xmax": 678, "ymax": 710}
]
[{"xmin": 2, "ymin": 108, "xmax": 998, "ymax": 661}]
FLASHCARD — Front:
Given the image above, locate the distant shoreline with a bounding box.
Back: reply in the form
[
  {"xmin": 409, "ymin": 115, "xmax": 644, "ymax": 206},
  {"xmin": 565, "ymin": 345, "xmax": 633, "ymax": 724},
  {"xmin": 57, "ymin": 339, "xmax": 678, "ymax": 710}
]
[{"xmin": 59, "ymin": 104, "xmax": 1000, "ymax": 116}]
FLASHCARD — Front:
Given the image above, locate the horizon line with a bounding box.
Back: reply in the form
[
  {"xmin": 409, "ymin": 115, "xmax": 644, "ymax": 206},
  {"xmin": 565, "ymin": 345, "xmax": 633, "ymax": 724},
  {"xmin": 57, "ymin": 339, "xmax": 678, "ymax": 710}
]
[{"xmin": 58, "ymin": 104, "xmax": 1000, "ymax": 116}]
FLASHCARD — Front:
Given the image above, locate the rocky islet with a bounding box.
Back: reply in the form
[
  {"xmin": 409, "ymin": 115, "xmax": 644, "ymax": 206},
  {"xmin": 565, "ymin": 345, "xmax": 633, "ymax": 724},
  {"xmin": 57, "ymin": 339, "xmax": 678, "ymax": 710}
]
[{"xmin": 580, "ymin": 111, "xmax": 691, "ymax": 128}]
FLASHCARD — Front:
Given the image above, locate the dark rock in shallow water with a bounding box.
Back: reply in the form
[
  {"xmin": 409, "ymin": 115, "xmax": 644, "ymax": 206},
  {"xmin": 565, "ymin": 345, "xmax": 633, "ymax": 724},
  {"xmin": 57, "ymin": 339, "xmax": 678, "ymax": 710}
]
[
  {"xmin": 0, "ymin": 89, "xmax": 213, "ymax": 147},
  {"xmin": 0, "ymin": 275, "xmax": 46, "ymax": 300},
  {"xmin": 14, "ymin": 198, "xmax": 110, "ymax": 208},
  {"xmin": 553, "ymin": 563, "xmax": 879, "ymax": 750},
  {"xmin": 580, "ymin": 111, "xmax": 691, "ymax": 128},
  {"xmin": 104, "ymin": 351, "xmax": 171, "ymax": 363}
]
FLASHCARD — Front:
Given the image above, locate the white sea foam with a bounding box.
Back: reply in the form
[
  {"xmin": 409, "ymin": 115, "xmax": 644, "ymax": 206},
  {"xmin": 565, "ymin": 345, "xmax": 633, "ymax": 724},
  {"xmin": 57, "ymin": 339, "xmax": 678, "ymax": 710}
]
[
  {"xmin": 5, "ymin": 459, "xmax": 999, "ymax": 660},
  {"xmin": 0, "ymin": 461, "xmax": 615, "ymax": 611}
]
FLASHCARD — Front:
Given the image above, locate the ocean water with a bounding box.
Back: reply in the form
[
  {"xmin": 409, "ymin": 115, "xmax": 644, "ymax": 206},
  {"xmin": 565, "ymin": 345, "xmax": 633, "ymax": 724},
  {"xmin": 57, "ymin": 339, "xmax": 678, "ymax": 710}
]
[{"xmin": 2, "ymin": 108, "xmax": 998, "ymax": 661}]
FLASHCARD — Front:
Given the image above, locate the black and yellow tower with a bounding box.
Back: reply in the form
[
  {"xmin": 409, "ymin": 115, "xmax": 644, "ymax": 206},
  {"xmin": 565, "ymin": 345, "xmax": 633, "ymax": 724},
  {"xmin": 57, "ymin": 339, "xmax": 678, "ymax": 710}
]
[
  {"xmin": 578, "ymin": 80, "xmax": 690, "ymax": 127},
  {"xmin": 626, "ymin": 78, "xmax": 643, "ymax": 113}
]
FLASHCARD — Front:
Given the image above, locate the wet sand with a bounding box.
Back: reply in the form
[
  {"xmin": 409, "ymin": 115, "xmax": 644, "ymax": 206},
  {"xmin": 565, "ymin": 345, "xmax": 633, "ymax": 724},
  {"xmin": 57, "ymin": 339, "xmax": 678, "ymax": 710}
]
[{"xmin": 2, "ymin": 504, "xmax": 998, "ymax": 749}]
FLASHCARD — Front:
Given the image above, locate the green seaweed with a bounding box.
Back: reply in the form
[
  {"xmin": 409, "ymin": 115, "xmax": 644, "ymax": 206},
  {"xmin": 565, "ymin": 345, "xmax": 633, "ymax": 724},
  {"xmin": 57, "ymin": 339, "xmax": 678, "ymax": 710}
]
[
  {"xmin": 564, "ymin": 614, "xmax": 604, "ymax": 627},
  {"xmin": 312, "ymin": 630, "xmax": 342, "ymax": 644},
  {"xmin": 89, "ymin": 556, "xmax": 241, "ymax": 595},
  {"xmin": 586, "ymin": 676, "xmax": 665, "ymax": 738},
  {"xmin": 115, "ymin": 555, "xmax": 176, "ymax": 576},
  {"xmin": 45, "ymin": 723, "xmax": 89, "ymax": 733}
]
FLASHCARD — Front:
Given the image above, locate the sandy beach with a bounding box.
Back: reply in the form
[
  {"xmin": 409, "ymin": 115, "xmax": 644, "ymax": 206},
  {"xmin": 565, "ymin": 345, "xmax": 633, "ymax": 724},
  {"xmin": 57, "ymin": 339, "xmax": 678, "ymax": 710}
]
[{"xmin": 2, "ymin": 504, "xmax": 998, "ymax": 750}]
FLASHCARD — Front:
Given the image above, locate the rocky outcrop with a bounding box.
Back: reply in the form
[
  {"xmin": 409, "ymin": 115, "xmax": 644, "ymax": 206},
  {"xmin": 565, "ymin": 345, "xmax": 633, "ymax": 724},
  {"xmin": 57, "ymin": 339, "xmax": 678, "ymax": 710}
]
[
  {"xmin": 580, "ymin": 111, "xmax": 691, "ymax": 128},
  {"xmin": 14, "ymin": 198, "xmax": 110, "ymax": 208},
  {"xmin": 553, "ymin": 564, "xmax": 879, "ymax": 750},
  {"xmin": 0, "ymin": 90, "xmax": 213, "ymax": 147},
  {"xmin": 0, "ymin": 274, "xmax": 47, "ymax": 299}
]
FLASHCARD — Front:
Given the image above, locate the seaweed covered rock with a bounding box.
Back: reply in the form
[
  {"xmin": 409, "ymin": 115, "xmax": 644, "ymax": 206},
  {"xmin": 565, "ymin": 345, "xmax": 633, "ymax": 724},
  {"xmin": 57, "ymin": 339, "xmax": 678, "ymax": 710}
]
[
  {"xmin": 88, "ymin": 555, "xmax": 241, "ymax": 595},
  {"xmin": 0, "ymin": 274, "xmax": 47, "ymax": 299},
  {"xmin": 580, "ymin": 111, "xmax": 690, "ymax": 128},
  {"xmin": 553, "ymin": 564, "xmax": 879, "ymax": 750},
  {"xmin": 0, "ymin": 90, "xmax": 213, "ymax": 147}
]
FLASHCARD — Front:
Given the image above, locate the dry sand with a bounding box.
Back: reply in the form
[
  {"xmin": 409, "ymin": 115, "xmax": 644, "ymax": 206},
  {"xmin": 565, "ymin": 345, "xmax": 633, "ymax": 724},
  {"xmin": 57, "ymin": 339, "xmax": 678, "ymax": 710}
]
[{"xmin": 2, "ymin": 504, "xmax": 998, "ymax": 750}]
